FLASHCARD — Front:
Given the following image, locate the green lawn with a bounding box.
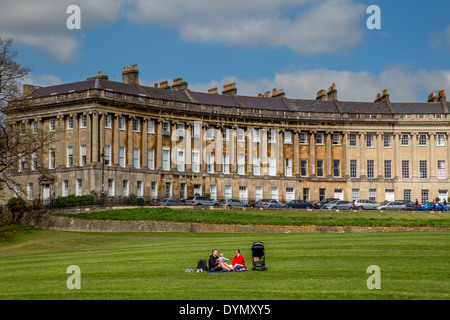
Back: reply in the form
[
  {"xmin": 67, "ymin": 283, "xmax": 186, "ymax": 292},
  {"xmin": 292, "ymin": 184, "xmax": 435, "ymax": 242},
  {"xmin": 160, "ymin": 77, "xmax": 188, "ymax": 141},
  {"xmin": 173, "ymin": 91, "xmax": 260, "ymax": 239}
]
[
  {"xmin": 0, "ymin": 224, "xmax": 448, "ymax": 300},
  {"xmin": 54, "ymin": 207, "xmax": 450, "ymax": 227}
]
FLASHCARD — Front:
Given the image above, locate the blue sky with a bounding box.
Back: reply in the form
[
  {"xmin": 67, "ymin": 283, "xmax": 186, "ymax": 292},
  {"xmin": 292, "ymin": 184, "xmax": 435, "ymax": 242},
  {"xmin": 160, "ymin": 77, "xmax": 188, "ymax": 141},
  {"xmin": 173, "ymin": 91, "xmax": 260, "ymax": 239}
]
[{"xmin": 1, "ymin": 0, "xmax": 449, "ymax": 102}]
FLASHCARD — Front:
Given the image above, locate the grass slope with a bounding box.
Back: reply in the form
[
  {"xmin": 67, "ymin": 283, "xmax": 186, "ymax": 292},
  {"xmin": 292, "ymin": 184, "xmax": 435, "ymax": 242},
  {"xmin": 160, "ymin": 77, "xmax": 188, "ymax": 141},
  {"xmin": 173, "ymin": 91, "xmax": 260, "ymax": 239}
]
[
  {"xmin": 54, "ymin": 207, "xmax": 450, "ymax": 227},
  {"xmin": 0, "ymin": 224, "xmax": 448, "ymax": 300}
]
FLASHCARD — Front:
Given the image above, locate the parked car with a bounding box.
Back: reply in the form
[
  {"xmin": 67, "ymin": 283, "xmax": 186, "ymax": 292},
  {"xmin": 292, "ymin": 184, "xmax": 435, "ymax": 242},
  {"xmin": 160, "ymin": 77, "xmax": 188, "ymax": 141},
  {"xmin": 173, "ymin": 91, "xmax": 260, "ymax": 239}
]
[
  {"xmin": 323, "ymin": 200, "xmax": 353, "ymax": 210},
  {"xmin": 185, "ymin": 196, "xmax": 219, "ymax": 207},
  {"xmin": 220, "ymin": 199, "xmax": 247, "ymax": 208},
  {"xmin": 395, "ymin": 200, "xmax": 417, "ymax": 211},
  {"xmin": 253, "ymin": 199, "xmax": 287, "ymax": 209},
  {"xmin": 417, "ymin": 202, "xmax": 449, "ymax": 211},
  {"xmin": 286, "ymin": 200, "xmax": 313, "ymax": 209},
  {"xmin": 352, "ymin": 199, "xmax": 379, "ymax": 210},
  {"xmin": 158, "ymin": 198, "xmax": 185, "ymax": 206},
  {"xmin": 376, "ymin": 201, "xmax": 406, "ymax": 211},
  {"xmin": 314, "ymin": 198, "xmax": 339, "ymax": 209}
]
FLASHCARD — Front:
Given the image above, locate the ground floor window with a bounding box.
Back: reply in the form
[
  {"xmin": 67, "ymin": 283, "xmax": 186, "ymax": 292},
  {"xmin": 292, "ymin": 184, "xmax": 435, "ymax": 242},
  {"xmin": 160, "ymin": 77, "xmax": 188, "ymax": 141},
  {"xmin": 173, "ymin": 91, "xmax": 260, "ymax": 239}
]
[
  {"xmin": 421, "ymin": 190, "xmax": 429, "ymax": 204},
  {"xmin": 369, "ymin": 189, "xmax": 376, "ymax": 202},
  {"xmin": 271, "ymin": 187, "xmax": 278, "ymax": 200},
  {"xmin": 403, "ymin": 189, "xmax": 411, "ymax": 201}
]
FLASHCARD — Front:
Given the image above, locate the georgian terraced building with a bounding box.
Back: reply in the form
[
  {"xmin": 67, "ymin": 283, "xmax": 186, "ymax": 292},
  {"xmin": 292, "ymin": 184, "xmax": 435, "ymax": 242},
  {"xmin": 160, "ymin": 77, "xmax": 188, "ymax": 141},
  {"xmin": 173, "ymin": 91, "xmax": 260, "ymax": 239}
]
[{"xmin": 4, "ymin": 65, "xmax": 450, "ymax": 205}]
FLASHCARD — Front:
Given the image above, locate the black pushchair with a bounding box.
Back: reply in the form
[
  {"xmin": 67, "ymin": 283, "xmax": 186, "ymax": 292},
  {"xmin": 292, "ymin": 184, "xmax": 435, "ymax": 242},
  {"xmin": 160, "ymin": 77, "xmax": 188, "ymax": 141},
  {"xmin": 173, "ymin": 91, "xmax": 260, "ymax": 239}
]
[{"xmin": 251, "ymin": 241, "xmax": 268, "ymax": 271}]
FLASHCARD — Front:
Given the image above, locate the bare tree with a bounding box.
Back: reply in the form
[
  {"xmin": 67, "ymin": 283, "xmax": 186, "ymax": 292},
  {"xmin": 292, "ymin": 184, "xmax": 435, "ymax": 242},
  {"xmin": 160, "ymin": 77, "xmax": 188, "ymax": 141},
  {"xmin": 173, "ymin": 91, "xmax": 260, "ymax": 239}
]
[{"xmin": 0, "ymin": 38, "xmax": 54, "ymax": 199}]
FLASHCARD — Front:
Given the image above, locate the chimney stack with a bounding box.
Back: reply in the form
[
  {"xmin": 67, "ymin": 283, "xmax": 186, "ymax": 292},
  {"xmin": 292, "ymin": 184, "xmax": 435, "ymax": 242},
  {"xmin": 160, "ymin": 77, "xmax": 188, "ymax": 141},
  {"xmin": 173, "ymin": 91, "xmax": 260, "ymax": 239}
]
[
  {"xmin": 172, "ymin": 77, "xmax": 188, "ymax": 91},
  {"xmin": 375, "ymin": 89, "xmax": 390, "ymax": 103},
  {"xmin": 438, "ymin": 90, "xmax": 446, "ymax": 103},
  {"xmin": 327, "ymin": 83, "xmax": 337, "ymax": 100},
  {"xmin": 87, "ymin": 70, "xmax": 109, "ymax": 81},
  {"xmin": 159, "ymin": 80, "xmax": 170, "ymax": 89},
  {"xmin": 222, "ymin": 82, "xmax": 237, "ymax": 95},
  {"xmin": 208, "ymin": 87, "xmax": 218, "ymax": 94},
  {"xmin": 271, "ymin": 88, "xmax": 285, "ymax": 99},
  {"xmin": 316, "ymin": 89, "xmax": 327, "ymax": 101},
  {"xmin": 428, "ymin": 92, "xmax": 438, "ymax": 103},
  {"xmin": 122, "ymin": 64, "xmax": 139, "ymax": 85}
]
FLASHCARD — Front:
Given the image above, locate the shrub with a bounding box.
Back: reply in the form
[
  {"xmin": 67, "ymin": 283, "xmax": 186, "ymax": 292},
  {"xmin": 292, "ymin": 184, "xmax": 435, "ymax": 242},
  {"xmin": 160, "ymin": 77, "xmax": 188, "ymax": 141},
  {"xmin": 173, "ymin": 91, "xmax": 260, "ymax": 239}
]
[
  {"xmin": 53, "ymin": 194, "xmax": 97, "ymax": 208},
  {"xmin": 7, "ymin": 197, "xmax": 27, "ymax": 213}
]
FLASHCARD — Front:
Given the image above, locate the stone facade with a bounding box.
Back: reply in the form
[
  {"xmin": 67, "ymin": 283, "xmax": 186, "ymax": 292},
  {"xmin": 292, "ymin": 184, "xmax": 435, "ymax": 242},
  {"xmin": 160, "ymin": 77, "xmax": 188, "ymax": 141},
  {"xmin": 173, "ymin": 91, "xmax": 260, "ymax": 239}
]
[{"xmin": 4, "ymin": 66, "xmax": 450, "ymax": 205}]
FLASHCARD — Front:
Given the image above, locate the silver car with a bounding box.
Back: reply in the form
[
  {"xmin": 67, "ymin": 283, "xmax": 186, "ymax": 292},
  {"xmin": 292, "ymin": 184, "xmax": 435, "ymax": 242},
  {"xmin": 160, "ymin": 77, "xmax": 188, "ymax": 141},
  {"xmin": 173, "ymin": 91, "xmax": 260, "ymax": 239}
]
[
  {"xmin": 185, "ymin": 196, "xmax": 219, "ymax": 207},
  {"xmin": 323, "ymin": 200, "xmax": 353, "ymax": 210},
  {"xmin": 253, "ymin": 199, "xmax": 287, "ymax": 209},
  {"xmin": 158, "ymin": 198, "xmax": 185, "ymax": 206},
  {"xmin": 352, "ymin": 199, "xmax": 379, "ymax": 210},
  {"xmin": 376, "ymin": 201, "xmax": 406, "ymax": 211},
  {"xmin": 220, "ymin": 199, "xmax": 247, "ymax": 208}
]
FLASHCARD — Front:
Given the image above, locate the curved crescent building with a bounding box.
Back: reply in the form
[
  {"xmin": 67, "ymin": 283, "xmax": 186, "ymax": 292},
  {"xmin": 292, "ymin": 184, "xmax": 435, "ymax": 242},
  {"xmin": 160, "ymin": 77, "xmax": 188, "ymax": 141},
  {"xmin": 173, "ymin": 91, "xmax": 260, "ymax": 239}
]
[{"xmin": 5, "ymin": 65, "xmax": 450, "ymax": 205}]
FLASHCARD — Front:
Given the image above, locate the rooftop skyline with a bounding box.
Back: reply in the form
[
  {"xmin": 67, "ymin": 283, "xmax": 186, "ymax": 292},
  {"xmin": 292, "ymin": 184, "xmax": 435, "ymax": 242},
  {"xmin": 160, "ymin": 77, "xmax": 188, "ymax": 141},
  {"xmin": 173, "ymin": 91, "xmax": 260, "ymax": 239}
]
[{"xmin": 1, "ymin": 0, "xmax": 450, "ymax": 103}]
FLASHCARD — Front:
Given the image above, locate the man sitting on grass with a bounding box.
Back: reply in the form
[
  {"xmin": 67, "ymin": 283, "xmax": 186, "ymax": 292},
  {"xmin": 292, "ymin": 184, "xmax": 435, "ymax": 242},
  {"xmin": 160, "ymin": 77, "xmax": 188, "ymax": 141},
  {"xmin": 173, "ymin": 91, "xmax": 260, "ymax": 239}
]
[{"xmin": 209, "ymin": 249, "xmax": 234, "ymax": 272}]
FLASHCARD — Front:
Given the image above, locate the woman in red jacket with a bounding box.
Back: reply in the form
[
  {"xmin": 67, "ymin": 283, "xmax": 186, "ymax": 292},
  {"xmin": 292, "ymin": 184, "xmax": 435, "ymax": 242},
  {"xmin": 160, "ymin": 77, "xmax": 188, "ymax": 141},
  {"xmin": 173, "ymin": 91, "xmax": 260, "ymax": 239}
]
[{"xmin": 231, "ymin": 249, "xmax": 247, "ymax": 270}]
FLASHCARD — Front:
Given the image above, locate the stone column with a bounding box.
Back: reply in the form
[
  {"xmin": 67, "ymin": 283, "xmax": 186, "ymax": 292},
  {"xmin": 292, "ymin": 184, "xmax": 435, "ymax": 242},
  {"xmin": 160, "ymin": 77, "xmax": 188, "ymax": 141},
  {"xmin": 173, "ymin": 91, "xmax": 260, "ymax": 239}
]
[
  {"xmin": 87, "ymin": 112, "xmax": 92, "ymax": 164},
  {"xmin": 342, "ymin": 132, "xmax": 349, "ymax": 178},
  {"xmin": 73, "ymin": 114, "xmax": 79, "ymax": 166},
  {"xmin": 142, "ymin": 118, "xmax": 148, "ymax": 169},
  {"xmin": 113, "ymin": 114, "xmax": 119, "ymax": 165},
  {"xmin": 92, "ymin": 111, "xmax": 99, "ymax": 163},
  {"xmin": 429, "ymin": 133, "xmax": 436, "ymax": 179},
  {"xmin": 376, "ymin": 132, "xmax": 383, "ymax": 178},
  {"xmin": 99, "ymin": 112, "xmax": 105, "ymax": 160},
  {"xmin": 394, "ymin": 133, "xmax": 400, "ymax": 178},
  {"xmin": 57, "ymin": 115, "xmax": 64, "ymax": 167},
  {"xmin": 447, "ymin": 133, "xmax": 450, "ymax": 179},
  {"xmin": 292, "ymin": 130, "xmax": 300, "ymax": 176},
  {"xmin": 278, "ymin": 129, "xmax": 284, "ymax": 176},
  {"xmin": 326, "ymin": 131, "xmax": 332, "ymax": 177},
  {"xmin": 156, "ymin": 119, "xmax": 162, "ymax": 169},
  {"xmin": 246, "ymin": 128, "xmax": 253, "ymax": 174},
  {"xmin": 127, "ymin": 117, "xmax": 134, "ymax": 167},
  {"xmin": 359, "ymin": 132, "xmax": 366, "ymax": 177},
  {"xmin": 215, "ymin": 127, "xmax": 223, "ymax": 173},
  {"xmin": 309, "ymin": 131, "xmax": 315, "ymax": 176},
  {"xmin": 411, "ymin": 133, "xmax": 418, "ymax": 178},
  {"xmin": 185, "ymin": 123, "xmax": 192, "ymax": 171}
]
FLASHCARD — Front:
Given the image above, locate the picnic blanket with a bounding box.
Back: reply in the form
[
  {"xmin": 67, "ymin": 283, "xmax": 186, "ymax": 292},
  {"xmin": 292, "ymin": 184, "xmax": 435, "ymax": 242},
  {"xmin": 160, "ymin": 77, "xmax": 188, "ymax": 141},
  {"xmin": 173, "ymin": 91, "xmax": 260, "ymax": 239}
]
[{"xmin": 207, "ymin": 269, "xmax": 247, "ymax": 273}]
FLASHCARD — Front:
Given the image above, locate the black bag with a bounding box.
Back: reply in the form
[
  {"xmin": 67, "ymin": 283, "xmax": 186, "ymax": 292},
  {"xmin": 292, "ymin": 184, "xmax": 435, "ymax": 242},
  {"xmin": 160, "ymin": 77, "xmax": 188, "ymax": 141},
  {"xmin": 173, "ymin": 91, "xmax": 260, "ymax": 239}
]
[{"xmin": 196, "ymin": 259, "xmax": 208, "ymax": 271}]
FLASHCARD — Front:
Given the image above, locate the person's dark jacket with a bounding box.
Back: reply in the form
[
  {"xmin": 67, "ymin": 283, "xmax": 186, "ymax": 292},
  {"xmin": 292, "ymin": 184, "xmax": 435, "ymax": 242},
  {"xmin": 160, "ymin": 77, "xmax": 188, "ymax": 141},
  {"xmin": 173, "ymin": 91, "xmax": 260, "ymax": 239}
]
[{"xmin": 208, "ymin": 254, "xmax": 221, "ymax": 271}]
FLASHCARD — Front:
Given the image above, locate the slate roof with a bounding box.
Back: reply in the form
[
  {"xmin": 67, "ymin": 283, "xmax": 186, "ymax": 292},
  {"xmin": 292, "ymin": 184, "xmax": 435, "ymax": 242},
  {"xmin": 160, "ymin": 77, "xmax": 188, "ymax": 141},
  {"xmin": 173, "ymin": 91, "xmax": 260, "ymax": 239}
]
[
  {"xmin": 28, "ymin": 78, "xmax": 447, "ymax": 115},
  {"xmin": 140, "ymin": 86, "xmax": 192, "ymax": 103},
  {"xmin": 188, "ymin": 91, "xmax": 241, "ymax": 107},
  {"xmin": 288, "ymin": 99, "xmax": 339, "ymax": 113},
  {"xmin": 238, "ymin": 95, "xmax": 289, "ymax": 110},
  {"xmin": 340, "ymin": 101, "xmax": 391, "ymax": 114},
  {"xmin": 391, "ymin": 102, "xmax": 447, "ymax": 114}
]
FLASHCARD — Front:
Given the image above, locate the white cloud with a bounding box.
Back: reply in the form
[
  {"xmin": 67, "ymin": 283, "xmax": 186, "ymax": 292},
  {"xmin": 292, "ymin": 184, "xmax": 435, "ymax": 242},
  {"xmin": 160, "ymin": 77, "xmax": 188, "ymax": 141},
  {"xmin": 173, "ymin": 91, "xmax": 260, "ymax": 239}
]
[
  {"xmin": 186, "ymin": 65, "xmax": 450, "ymax": 102},
  {"xmin": 0, "ymin": 0, "xmax": 124, "ymax": 61},
  {"xmin": 127, "ymin": 0, "xmax": 367, "ymax": 55}
]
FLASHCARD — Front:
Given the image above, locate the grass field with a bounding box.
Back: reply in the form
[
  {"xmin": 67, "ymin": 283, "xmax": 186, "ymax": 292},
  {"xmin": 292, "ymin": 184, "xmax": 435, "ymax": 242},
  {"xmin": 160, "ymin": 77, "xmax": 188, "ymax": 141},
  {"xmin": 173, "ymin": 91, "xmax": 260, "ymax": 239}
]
[{"xmin": 0, "ymin": 224, "xmax": 449, "ymax": 300}]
